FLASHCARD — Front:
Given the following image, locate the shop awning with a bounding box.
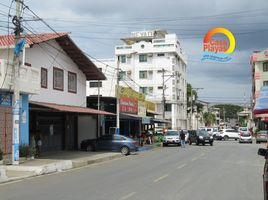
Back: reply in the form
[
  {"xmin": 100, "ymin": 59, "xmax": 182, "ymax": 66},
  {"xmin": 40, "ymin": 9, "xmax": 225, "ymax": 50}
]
[
  {"xmin": 147, "ymin": 110, "xmax": 161, "ymax": 115},
  {"xmin": 120, "ymin": 113, "xmax": 142, "ymax": 120},
  {"xmin": 153, "ymin": 118, "xmax": 172, "ymax": 123},
  {"xmin": 30, "ymin": 101, "xmax": 115, "ymax": 115}
]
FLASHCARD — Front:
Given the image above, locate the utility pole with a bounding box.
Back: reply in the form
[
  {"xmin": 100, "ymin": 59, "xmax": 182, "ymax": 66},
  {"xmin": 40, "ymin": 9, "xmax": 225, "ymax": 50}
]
[
  {"xmin": 12, "ymin": 0, "xmax": 23, "ymax": 165},
  {"xmin": 116, "ymin": 56, "xmax": 120, "ymax": 134},
  {"xmin": 162, "ymin": 68, "xmax": 166, "ymax": 121},
  {"xmin": 97, "ymin": 80, "xmax": 100, "ymax": 138}
]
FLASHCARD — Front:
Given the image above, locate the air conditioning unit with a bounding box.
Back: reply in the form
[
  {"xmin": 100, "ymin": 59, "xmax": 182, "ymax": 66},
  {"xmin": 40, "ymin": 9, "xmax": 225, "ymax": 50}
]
[{"xmin": 148, "ymin": 53, "xmax": 153, "ymax": 57}]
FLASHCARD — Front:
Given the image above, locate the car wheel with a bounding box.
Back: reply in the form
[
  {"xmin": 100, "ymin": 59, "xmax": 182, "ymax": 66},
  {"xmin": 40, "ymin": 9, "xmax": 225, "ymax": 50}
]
[
  {"xmin": 224, "ymin": 135, "xmax": 229, "ymax": 141},
  {"xmin": 202, "ymin": 142, "xmax": 205, "ymax": 146},
  {"xmin": 86, "ymin": 144, "xmax": 94, "ymax": 152},
  {"xmin": 189, "ymin": 141, "xmax": 192, "ymax": 145},
  {"xmin": 235, "ymin": 139, "xmax": 237, "ymax": 141},
  {"xmin": 121, "ymin": 146, "xmax": 130, "ymax": 155},
  {"xmin": 256, "ymin": 141, "xmax": 260, "ymax": 144},
  {"xmin": 196, "ymin": 141, "xmax": 199, "ymax": 146},
  {"xmin": 210, "ymin": 142, "xmax": 213, "ymax": 146},
  {"xmin": 163, "ymin": 143, "xmax": 167, "ymax": 147}
]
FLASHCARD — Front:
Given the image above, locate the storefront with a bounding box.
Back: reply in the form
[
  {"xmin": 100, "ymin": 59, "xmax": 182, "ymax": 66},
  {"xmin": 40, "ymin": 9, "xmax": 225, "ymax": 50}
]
[{"xmin": 29, "ymin": 101, "xmax": 114, "ymax": 152}]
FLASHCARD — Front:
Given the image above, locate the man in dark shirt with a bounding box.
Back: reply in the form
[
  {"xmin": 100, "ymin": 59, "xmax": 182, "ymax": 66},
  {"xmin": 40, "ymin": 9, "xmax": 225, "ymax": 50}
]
[{"xmin": 180, "ymin": 130, "xmax": 186, "ymax": 148}]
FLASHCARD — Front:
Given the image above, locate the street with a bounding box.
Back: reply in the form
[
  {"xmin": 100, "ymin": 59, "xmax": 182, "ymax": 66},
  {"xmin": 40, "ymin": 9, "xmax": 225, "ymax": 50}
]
[{"xmin": 0, "ymin": 141, "xmax": 265, "ymax": 200}]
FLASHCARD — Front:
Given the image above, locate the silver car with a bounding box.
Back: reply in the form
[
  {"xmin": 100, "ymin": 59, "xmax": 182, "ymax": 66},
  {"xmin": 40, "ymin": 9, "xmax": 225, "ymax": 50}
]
[{"xmin": 256, "ymin": 130, "xmax": 268, "ymax": 144}]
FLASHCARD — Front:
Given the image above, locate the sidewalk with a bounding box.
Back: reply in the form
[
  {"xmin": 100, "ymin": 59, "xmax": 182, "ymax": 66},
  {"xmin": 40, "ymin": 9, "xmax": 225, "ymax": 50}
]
[{"xmin": 0, "ymin": 144, "xmax": 160, "ymax": 184}]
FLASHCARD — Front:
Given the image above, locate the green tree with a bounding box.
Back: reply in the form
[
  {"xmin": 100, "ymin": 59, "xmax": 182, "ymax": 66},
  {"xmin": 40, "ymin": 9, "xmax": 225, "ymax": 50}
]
[
  {"xmin": 203, "ymin": 112, "xmax": 216, "ymax": 126},
  {"xmin": 187, "ymin": 83, "xmax": 198, "ymax": 111},
  {"xmin": 212, "ymin": 104, "xmax": 243, "ymax": 119}
]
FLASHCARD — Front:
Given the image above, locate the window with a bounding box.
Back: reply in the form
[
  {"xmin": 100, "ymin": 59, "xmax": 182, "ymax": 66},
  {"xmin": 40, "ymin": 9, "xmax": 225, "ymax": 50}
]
[
  {"xmin": 165, "ymin": 104, "xmax": 172, "ymax": 111},
  {"xmin": 53, "ymin": 67, "xmax": 64, "ymax": 91},
  {"xmin": 264, "ymin": 81, "xmax": 268, "ymax": 86},
  {"xmin": 264, "ymin": 62, "xmax": 268, "ymax": 72},
  {"xmin": 119, "ymin": 55, "xmax": 126, "ymax": 63},
  {"xmin": 90, "ymin": 81, "xmax": 102, "ymax": 88},
  {"xmin": 119, "ymin": 71, "xmax": 126, "ymax": 80},
  {"xmin": 68, "ymin": 72, "xmax": 77, "ymax": 93},
  {"xmin": 41, "ymin": 68, "xmax": 47, "ymax": 88},
  {"xmin": 139, "ymin": 71, "xmax": 147, "ymax": 79},
  {"xmin": 139, "ymin": 54, "xmax": 147, "ymax": 62},
  {"xmin": 157, "ymin": 53, "xmax": 165, "ymax": 57},
  {"xmin": 139, "ymin": 87, "xmax": 153, "ymax": 95},
  {"xmin": 158, "ymin": 86, "xmax": 163, "ymax": 90}
]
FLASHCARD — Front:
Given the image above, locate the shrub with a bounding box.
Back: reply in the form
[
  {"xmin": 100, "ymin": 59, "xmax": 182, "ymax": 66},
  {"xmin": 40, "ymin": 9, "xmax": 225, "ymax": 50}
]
[{"xmin": 28, "ymin": 146, "xmax": 36, "ymax": 157}]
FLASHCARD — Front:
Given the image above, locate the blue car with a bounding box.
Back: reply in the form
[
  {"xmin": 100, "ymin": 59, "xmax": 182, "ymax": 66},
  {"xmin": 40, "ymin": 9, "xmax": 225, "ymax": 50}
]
[{"xmin": 80, "ymin": 134, "xmax": 139, "ymax": 155}]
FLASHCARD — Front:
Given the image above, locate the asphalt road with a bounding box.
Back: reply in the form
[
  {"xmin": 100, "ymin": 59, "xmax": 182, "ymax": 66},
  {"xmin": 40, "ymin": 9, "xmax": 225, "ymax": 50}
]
[{"xmin": 0, "ymin": 141, "xmax": 265, "ymax": 200}]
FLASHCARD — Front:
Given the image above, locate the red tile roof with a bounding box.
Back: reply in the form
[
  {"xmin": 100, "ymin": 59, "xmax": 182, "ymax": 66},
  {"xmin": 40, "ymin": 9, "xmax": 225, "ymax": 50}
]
[
  {"xmin": 0, "ymin": 32, "xmax": 106, "ymax": 80},
  {"xmin": 0, "ymin": 32, "xmax": 69, "ymax": 47},
  {"xmin": 30, "ymin": 101, "xmax": 115, "ymax": 115}
]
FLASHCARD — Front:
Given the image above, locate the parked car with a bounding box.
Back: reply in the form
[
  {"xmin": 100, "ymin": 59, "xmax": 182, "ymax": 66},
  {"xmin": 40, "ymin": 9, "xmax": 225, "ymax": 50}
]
[
  {"xmin": 239, "ymin": 131, "xmax": 253, "ymax": 143},
  {"xmin": 212, "ymin": 127, "xmax": 221, "ymax": 139},
  {"xmin": 163, "ymin": 130, "xmax": 180, "ymax": 146},
  {"xmin": 189, "ymin": 130, "xmax": 213, "ymax": 146},
  {"xmin": 80, "ymin": 134, "xmax": 139, "ymax": 155},
  {"xmin": 256, "ymin": 130, "xmax": 268, "ymax": 144},
  {"xmin": 258, "ymin": 148, "xmax": 268, "ymax": 200},
  {"xmin": 218, "ymin": 128, "xmax": 239, "ymax": 140},
  {"xmin": 200, "ymin": 127, "xmax": 213, "ymax": 136}
]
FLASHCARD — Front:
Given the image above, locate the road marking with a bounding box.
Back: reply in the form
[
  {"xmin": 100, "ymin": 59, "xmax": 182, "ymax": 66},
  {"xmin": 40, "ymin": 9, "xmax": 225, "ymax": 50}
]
[
  {"xmin": 118, "ymin": 192, "xmax": 136, "ymax": 200},
  {"xmin": 191, "ymin": 157, "xmax": 197, "ymax": 162},
  {"xmin": 153, "ymin": 174, "xmax": 169, "ymax": 183},
  {"xmin": 177, "ymin": 163, "xmax": 187, "ymax": 169}
]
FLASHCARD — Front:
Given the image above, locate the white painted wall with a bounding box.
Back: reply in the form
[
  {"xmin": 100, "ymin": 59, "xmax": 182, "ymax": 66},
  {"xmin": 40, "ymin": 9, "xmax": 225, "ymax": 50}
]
[
  {"xmin": 26, "ymin": 40, "xmax": 87, "ymax": 107},
  {"xmin": 78, "ymin": 115, "xmax": 96, "ymax": 148},
  {"xmin": 87, "ymin": 31, "xmax": 188, "ymax": 129}
]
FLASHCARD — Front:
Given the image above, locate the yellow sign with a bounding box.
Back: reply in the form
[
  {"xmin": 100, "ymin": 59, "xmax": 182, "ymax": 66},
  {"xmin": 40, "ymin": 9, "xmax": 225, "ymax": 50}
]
[
  {"xmin": 116, "ymin": 86, "xmax": 145, "ymax": 101},
  {"xmin": 145, "ymin": 100, "xmax": 156, "ymax": 112}
]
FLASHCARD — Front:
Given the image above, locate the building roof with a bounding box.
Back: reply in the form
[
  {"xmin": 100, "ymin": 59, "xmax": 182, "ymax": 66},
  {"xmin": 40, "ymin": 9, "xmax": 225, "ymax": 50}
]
[
  {"xmin": 30, "ymin": 101, "xmax": 115, "ymax": 115},
  {"xmin": 0, "ymin": 33, "xmax": 106, "ymax": 80}
]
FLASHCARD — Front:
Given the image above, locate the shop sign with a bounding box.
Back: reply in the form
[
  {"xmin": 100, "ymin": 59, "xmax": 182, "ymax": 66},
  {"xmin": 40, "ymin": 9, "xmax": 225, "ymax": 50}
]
[
  {"xmin": 138, "ymin": 101, "xmax": 146, "ymax": 117},
  {"xmin": 145, "ymin": 100, "xmax": 156, "ymax": 112},
  {"xmin": 120, "ymin": 97, "xmax": 138, "ymax": 114},
  {"xmin": 0, "ymin": 93, "xmax": 12, "ymax": 106},
  {"xmin": 116, "ymin": 86, "xmax": 145, "ymax": 101}
]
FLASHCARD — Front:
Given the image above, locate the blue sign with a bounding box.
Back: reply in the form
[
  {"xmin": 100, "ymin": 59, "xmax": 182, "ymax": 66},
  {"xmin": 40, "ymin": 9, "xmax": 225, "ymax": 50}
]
[{"xmin": 0, "ymin": 93, "xmax": 12, "ymax": 106}]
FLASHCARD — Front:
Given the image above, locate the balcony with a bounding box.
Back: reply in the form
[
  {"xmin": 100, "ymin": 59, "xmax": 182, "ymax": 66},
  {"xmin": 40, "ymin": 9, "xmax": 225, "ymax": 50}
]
[{"xmin": 0, "ymin": 59, "xmax": 40, "ymax": 94}]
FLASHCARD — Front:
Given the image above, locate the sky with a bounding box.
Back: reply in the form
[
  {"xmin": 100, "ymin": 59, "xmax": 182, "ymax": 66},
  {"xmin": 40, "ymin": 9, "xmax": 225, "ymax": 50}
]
[{"xmin": 1, "ymin": 0, "xmax": 268, "ymax": 106}]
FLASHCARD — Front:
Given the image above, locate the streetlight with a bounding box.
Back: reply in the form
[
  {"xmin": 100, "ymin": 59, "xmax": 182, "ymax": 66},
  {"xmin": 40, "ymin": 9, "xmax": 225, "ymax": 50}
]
[{"xmin": 190, "ymin": 87, "xmax": 203, "ymax": 130}]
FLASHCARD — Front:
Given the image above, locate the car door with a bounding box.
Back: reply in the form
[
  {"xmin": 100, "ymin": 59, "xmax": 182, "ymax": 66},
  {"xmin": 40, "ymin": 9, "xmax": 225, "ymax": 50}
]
[
  {"xmin": 112, "ymin": 135, "xmax": 125, "ymax": 151},
  {"xmin": 97, "ymin": 135, "xmax": 113, "ymax": 150},
  {"xmin": 230, "ymin": 129, "xmax": 238, "ymax": 138}
]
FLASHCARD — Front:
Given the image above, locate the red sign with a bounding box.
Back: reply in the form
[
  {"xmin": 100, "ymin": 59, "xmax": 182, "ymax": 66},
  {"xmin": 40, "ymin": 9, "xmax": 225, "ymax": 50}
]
[{"xmin": 120, "ymin": 97, "xmax": 138, "ymax": 114}]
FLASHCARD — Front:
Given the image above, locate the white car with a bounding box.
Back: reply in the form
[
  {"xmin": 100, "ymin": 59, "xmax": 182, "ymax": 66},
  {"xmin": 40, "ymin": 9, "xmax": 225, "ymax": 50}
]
[
  {"xmin": 219, "ymin": 129, "xmax": 239, "ymax": 141},
  {"xmin": 163, "ymin": 130, "xmax": 180, "ymax": 146}
]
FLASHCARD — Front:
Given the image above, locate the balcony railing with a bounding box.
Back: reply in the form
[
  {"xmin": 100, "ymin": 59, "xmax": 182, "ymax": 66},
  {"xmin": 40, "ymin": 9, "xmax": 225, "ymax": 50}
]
[{"xmin": 0, "ymin": 59, "xmax": 40, "ymax": 94}]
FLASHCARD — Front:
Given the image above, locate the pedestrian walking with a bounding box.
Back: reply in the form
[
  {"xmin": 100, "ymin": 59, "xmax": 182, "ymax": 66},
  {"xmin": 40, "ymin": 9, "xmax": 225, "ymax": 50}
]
[{"xmin": 180, "ymin": 130, "xmax": 186, "ymax": 148}]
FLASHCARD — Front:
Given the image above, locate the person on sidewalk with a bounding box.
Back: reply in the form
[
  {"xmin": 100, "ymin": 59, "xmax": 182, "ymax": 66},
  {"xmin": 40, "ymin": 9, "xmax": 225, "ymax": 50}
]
[{"xmin": 180, "ymin": 130, "xmax": 186, "ymax": 148}]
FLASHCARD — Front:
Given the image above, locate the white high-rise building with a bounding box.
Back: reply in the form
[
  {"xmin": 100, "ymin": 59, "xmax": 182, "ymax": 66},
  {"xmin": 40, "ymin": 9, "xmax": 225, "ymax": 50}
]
[{"xmin": 88, "ymin": 30, "xmax": 188, "ymax": 129}]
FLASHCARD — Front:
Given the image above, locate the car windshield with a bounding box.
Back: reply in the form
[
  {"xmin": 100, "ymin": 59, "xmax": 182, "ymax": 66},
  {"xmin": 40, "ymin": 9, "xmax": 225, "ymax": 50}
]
[
  {"xmin": 166, "ymin": 131, "xmax": 179, "ymax": 136},
  {"xmin": 198, "ymin": 131, "xmax": 210, "ymax": 137},
  {"xmin": 240, "ymin": 127, "xmax": 248, "ymax": 131}
]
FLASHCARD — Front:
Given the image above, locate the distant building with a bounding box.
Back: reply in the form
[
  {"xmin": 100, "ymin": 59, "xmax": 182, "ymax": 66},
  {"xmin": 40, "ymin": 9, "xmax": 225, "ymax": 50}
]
[
  {"xmin": 88, "ymin": 30, "xmax": 188, "ymax": 129},
  {"xmin": 251, "ymin": 49, "xmax": 268, "ymax": 129}
]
